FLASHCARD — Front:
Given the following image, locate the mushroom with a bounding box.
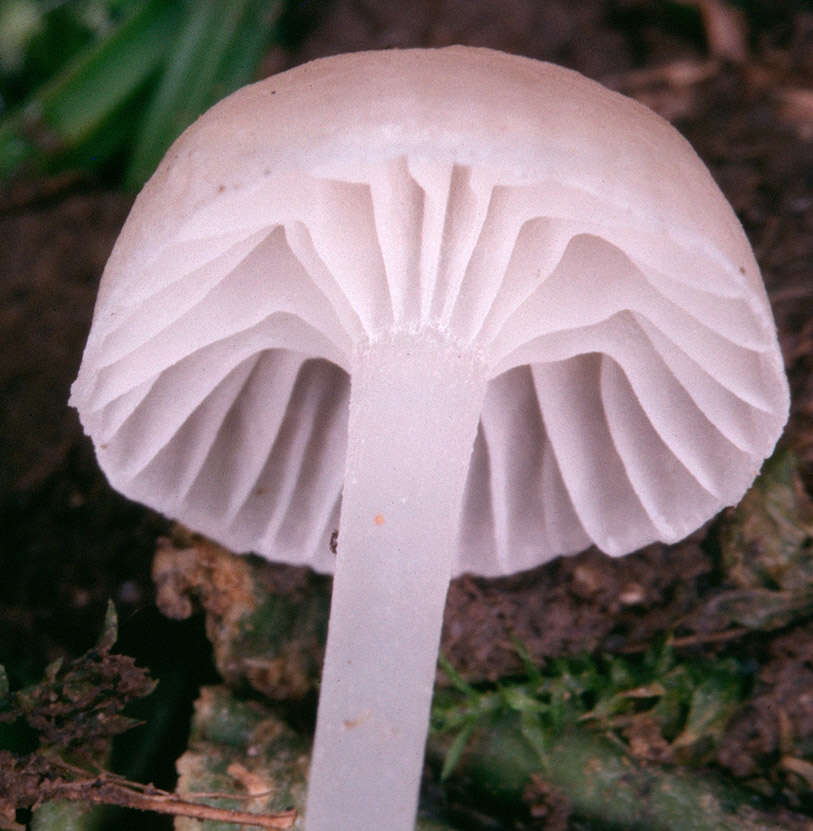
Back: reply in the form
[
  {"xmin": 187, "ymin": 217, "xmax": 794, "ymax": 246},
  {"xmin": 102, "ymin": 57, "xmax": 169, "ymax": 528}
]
[{"xmin": 70, "ymin": 47, "xmax": 789, "ymax": 830}]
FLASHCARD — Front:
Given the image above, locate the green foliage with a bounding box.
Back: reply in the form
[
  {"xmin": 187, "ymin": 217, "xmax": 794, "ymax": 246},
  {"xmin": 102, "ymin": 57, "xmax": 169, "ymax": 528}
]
[
  {"xmin": 428, "ymin": 646, "xmax": 809, "ymax": 830},
  {"xmin": 690, "ymin": 449, "xmax": 813, "ymax": 634},
  {"xmin": 124, "ymin": 0, "xmax": 282, "ymax": 189},
  {"xmin": 721, "ymin": 450, "xmax": 813, "ymax": 591},
  {"xmin": 433, "ymin": 641, "xmax": 749, "ymax": 780},
  {"xmin": 0, "ymin": 1, "xmax": 126, "ymax": 95},
  {"xmin": 175, "ymin": 685, "xmax": 307, "ymax": 830},
  {"xmin": 0, "ymin": 0, "xmax": 286, "ymax": 188},
  {"xmin": 29, "ymin": 798, "xmax": 104, "ymax": 831}
]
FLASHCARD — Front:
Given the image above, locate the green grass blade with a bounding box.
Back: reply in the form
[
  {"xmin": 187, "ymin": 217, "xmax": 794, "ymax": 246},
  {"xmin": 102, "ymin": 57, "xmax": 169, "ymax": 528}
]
[
  {"xmin": 441, "ymin": 722, "xmax": 475, "ymax": 781},
  {"xmin": 125, "ymin": 0, "xmax": 283, "ymax": 189},
  {"xmin": 211, "ymin": 0, "xmax": 285, "ymax": 99},
  {"xmin": 0, "ymin": 0, "xmax": 182, "ymax": 180}
]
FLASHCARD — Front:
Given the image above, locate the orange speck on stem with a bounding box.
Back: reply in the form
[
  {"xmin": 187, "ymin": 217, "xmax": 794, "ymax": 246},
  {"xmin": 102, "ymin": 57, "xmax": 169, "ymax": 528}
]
[{"xmin": 374, "ymin": 513, "xmax": 385, "ymax": 526}]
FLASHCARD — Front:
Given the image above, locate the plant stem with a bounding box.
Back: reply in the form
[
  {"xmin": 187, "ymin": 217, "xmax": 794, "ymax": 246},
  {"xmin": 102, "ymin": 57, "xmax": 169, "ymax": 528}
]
[
  {"xmin": 29, "ymin": 784, "xmax": 296, "ymax": 829},
  {"xmin": 428, "ymin": 714, "xmax": 810, "ymax": 831},
  {"xmin": 305, "ymin": 331, "xmax": 488, "ymax": 831}
]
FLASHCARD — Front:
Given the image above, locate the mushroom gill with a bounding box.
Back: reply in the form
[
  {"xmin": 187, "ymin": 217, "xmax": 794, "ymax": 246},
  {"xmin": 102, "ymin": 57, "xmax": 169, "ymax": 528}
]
[{"xmin": 74, "ymin": 154, "xmax": 786, "ymax": 575}]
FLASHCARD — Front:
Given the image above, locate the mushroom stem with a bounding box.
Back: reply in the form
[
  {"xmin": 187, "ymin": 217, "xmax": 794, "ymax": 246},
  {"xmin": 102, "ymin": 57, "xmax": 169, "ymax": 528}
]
[{"xmin": 305, "ymin": 331, "xmax": 488, "ymax": 831}]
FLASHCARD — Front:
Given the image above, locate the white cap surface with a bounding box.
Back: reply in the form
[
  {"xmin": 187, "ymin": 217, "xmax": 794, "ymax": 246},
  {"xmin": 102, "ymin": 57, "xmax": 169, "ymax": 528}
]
[{"xmin": 71, "ymin": 46, "xmax": 789, "ymax": 576}]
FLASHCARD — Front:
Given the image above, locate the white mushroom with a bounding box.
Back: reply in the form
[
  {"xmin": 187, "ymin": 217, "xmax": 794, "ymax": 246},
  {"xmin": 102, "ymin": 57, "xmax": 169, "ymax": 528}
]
[{"xmin": 70, "ymin": 47, "xmax": 789, "ymax": 831}]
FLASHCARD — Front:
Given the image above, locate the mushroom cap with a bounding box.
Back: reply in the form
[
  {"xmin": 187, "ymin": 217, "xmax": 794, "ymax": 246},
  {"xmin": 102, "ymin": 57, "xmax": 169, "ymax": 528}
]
[{"xmin": 71, "ymin": 46, "xmax": 789, "ymax": 577}]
